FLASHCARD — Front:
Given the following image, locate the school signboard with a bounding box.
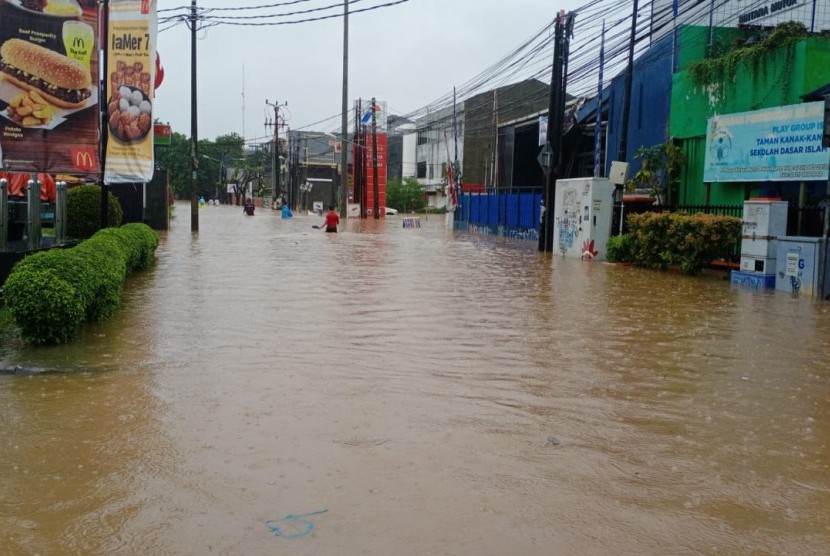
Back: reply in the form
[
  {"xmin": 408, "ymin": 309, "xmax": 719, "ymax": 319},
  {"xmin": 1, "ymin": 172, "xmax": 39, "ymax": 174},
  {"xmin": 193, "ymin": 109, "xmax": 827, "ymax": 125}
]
[{"xmin": 703, "ymin": 102, "xmax": 829, "ymax": 183}]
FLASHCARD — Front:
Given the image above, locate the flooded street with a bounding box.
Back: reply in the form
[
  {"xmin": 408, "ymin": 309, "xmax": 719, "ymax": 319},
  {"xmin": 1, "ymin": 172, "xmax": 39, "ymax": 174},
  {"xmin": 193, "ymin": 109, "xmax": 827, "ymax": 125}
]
[{"xmin": 2, "ymin": 201, "xmax": 830, "ymax": 555}]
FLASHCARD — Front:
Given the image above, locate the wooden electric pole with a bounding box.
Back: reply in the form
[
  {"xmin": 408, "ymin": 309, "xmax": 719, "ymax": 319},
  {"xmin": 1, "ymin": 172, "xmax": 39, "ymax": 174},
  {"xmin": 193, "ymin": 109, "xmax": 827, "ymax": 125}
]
[
  {"xmin": 190, "ymin": 0, "xmax": 199, "ymax": 232},
  {"xmin": 340, "ymin": 0, "xmax": 349, "ymax": 218}
]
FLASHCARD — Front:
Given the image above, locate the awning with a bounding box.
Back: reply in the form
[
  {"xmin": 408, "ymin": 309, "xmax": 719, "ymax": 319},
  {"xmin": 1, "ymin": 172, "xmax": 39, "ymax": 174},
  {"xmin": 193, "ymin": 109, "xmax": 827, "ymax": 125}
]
[{"xmin": 801, "ymin": 82, "xmax": 830, "ymax": 102}]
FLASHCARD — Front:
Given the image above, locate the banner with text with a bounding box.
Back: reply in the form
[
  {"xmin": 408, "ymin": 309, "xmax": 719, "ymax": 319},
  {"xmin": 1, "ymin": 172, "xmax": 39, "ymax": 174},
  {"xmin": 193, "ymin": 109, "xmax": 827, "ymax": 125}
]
[
  {"xmin": 0, "ymin": 0, "xmax": 100, "ymax": 174},
  {"xmin": 703, "ymin": 102, "xmax": 828, "ymax": 183},
  {"xmin": 104, "ymin": 0, "xmax": 156, "ymax": 184}
]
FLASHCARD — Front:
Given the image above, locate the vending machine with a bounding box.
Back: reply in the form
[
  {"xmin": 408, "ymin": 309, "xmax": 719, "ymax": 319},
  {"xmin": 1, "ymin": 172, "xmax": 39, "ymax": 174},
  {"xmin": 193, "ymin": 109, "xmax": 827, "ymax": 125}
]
[{"xmin": 552, "ymin": 177, "xmax": 615, "ymax": 260}]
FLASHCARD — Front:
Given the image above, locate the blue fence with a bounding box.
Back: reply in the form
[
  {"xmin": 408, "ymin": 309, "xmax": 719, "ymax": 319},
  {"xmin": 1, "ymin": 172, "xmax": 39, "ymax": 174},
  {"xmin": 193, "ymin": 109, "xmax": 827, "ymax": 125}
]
[{"xmin": 457, "ymin": 191, "xmax": 542, "ymax": 241}]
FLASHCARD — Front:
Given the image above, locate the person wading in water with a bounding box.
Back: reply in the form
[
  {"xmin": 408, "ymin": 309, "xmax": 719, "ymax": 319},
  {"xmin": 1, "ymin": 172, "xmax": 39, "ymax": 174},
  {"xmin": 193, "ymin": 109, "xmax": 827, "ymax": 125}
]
[{"xmin": 321, "ymin": 205, "xmax": 340, "ymax": 233}]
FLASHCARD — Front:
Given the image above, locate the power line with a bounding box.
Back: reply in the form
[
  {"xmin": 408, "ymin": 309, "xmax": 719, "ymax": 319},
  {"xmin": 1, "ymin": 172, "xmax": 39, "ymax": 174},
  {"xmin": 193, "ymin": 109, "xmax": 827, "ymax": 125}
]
[{"xmin": 159, "ymin": 0, "xmax": 409, "ymax": 29}]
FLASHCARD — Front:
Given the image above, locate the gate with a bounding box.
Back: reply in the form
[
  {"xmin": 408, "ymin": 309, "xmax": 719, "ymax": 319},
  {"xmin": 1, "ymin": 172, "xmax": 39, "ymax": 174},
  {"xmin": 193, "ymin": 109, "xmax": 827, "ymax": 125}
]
[{"xmin": 457, "ymin": 189, "xmax": 542, "ymax": 241}]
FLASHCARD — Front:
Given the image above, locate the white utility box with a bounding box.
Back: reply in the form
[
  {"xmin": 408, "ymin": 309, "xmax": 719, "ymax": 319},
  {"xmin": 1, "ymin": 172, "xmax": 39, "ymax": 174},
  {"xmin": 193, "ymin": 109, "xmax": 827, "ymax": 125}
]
[
  {"xmin": 552, "ymin": 177, "xmax": 615, "ymax": 260},
  {"xmin": 739, "ymin": 199, "xmax": 788, "ymax": 278}
]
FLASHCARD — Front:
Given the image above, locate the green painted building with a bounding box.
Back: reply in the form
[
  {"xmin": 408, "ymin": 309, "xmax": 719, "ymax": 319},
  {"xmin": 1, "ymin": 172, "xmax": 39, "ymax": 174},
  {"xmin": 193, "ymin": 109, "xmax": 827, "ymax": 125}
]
[{"xmin": 670, "ymin": 25, "xmax": 830, "ymax": 205}]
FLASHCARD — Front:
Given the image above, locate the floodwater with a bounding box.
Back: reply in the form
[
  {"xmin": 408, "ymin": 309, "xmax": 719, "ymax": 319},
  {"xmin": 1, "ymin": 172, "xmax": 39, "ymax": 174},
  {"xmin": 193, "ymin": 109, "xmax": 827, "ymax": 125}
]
[{"xmin": 1, "ymin": 201, "xmax": 829, "ymax": 555}]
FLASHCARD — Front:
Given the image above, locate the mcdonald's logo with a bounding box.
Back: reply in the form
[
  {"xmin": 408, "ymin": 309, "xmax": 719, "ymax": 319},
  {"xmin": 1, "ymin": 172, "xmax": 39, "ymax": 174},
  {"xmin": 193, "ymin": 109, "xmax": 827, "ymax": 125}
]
[
  {"xmin": 71, "ymin": 148, "xmax": 97, "ymax": 171},
  {"xmin": 72, "ymin": 37, "xmax": 86, "ymax": 49}
]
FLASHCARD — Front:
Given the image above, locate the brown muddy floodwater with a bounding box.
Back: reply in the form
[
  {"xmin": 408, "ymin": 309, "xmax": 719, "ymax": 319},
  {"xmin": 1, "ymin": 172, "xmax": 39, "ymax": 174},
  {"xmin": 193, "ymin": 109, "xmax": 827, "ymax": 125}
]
[{"xmin": 1, "ymin": 201, "xmax": 830, "ymax": 555}]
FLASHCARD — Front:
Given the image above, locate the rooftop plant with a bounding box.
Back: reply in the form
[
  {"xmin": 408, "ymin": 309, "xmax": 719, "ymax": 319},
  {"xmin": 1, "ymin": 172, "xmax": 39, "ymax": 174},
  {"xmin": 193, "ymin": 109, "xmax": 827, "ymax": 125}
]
[{"xmin": 689, "ymin": 21, "xmax": 808, "ymax": 86}]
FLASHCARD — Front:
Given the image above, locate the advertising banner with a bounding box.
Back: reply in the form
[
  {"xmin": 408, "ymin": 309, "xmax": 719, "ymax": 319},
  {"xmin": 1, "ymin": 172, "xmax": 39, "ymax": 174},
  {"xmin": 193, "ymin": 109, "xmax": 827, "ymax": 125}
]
[
  {"xmin": 703, "ymin": 102, "xmax": 829, "ymax": 183},
  {"xmin": 0, "ymin": 0, "xmax": 100, "ymax": 174},
  {"xmin": 153, "ymin": 122, "xmax": 170, "ymax": 145},
  {"xmin": 104, "ymin": 0, "xmax": 156, "ymax": 184}
]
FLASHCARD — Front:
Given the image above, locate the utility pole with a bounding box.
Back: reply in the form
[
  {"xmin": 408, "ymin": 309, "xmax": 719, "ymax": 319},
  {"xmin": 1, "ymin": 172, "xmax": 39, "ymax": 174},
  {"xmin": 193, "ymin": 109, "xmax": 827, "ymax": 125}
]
[
  {"xmin": 539, "ymin": 13, "xmax": 563, "ymax": 252},
  {"xmin": 266, "ymin": 100, "xmax": 286, "ymax": 204},
  {"xmin": 190, "ymin": 0, "xmax": 199, "ymax": 232},
  {"xmin": 100, "ymin": 0, "xmax": 110, "ymax": 229},
  {"xmin": 355, "ymin": 99, "xmax": 365, "ymax": 218},
  {"xmin": 371, "ymin": 97, "xmax": 379, "ymax": 219},
  {"xmin": 617, "ymin": 0, "xmax": 639, "ymax": 164},
  {"xmin": 288, "ymin": 137, "xmax": 294, "ymax": 208},
  {"xmin": 538, "ymin": 11, "xmax": 574, "ymax": 253},
  {"xmin": 491, "ymin": 90, "xmax": 498, "ymax": 189},
  {"xmin": 340, "ymin": 0, "xmax": 349, "ymax": 218},
  {"xmin": 303, "ymin": 137, "xmax": 309, "ymax": 211}
]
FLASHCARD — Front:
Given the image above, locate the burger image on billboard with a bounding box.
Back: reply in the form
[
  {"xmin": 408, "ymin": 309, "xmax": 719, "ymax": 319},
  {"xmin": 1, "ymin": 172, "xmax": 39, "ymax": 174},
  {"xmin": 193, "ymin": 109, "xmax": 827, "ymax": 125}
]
[{"xmin": 0, "ymin": 38, "xmax": 92, "ymax": 108}]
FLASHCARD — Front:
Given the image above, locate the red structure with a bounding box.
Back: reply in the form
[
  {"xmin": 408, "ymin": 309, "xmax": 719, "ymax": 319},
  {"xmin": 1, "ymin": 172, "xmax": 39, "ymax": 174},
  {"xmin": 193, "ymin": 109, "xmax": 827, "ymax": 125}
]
[{"xmin": 351, "ymin": 99, "xmax": 388, "ymax": 218}]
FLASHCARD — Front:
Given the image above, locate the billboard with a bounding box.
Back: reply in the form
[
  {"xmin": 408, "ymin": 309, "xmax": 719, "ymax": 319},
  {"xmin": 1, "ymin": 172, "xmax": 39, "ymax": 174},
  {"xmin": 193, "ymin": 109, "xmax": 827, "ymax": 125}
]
[
  {"xmin": 363, "ymin": 133, "xmax": 387, "ymax": 216},
  {"xmin": 651, "ymin": 0, "xmax": 830, "ymax": 43},
  {"xmin": 104, "ymin": 0, "xmax": 157, "ymax": 184},
  {"xmin": 0, "ymin": 0, "xmax": 101, "ymax": 174},
  {"xmin": 703, "ymin": 102, "xmax": 828, "ymax": 182}
]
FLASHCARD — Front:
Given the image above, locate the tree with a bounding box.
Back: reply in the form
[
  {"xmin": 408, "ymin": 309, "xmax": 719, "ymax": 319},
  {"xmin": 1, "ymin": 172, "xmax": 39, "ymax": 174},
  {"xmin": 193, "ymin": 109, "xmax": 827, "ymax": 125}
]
[
  {"xmin": 198, "ymin": 133, "xmax": 247, "ymax": 202},
  {"xmin": 155, "ymin": 131, "xmax": 252, "ymax": 202},
  {"xmin": 387, "ymin": 176, "xmax": 425, "ymax": 213},
  {"xmin": 154, "ymin": 131, "xmax": 190, "ymax": 199}
]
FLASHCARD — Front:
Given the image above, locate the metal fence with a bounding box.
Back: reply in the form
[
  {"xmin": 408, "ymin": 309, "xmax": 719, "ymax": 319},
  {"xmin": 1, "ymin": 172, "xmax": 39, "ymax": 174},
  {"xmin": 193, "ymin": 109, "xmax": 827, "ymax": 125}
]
[
  {"xmin": 612, "ymin": 202, "xmax": 827, "ymax": 263},
  {"xmin": 787, "ymin": 206, "xmax": 826, "ymax": 237},
  {"xmin": 456, "ymin": 191, "xmax": 542, "ymax": 240},
  {"xmin": 457, "ymin": 192, "xmax": 827, "ymax": 247},
  {"xmin": 615, "ymin": 203, "xmax": 827, "ymax": 238}
]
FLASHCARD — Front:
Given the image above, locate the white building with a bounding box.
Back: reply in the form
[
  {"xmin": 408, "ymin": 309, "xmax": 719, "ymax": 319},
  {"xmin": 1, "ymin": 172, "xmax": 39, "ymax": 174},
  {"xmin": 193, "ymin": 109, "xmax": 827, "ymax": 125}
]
[{"xmin": 413, "ymin": 106, "xmax": 464, "ymax": 209}]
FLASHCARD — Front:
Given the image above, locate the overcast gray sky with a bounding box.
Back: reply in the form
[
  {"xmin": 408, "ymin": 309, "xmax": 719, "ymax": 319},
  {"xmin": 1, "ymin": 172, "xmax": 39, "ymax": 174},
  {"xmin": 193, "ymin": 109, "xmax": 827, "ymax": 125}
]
[{"xmin": 154, "ymin": 0, "xmax": 580, "ymax": 144}]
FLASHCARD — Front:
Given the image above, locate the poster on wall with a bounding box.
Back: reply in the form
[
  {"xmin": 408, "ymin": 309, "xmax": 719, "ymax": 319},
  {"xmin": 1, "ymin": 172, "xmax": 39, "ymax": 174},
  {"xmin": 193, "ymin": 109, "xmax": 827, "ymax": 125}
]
[
  {"xmin": 104, "ymin": 0, "xmax": 156, "ymax": 184},
  {"xmin": 0, "ymin": 0, "xmax": 101, "ymax": 174},
  {"xmin": 703, "ymin": 102, "xmax": 829, "ymax": 183}
]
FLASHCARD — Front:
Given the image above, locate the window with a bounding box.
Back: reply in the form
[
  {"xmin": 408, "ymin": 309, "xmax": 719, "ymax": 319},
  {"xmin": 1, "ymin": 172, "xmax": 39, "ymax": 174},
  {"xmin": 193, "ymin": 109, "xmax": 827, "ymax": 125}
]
[{"xmin": 417, "ymin": 161, "xmax": 427, "ymax": 178}]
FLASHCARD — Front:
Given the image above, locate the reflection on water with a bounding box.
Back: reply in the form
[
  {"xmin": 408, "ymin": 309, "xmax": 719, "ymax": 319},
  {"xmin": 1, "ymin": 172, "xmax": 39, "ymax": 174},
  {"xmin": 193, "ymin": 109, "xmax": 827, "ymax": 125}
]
[{"xmin": 2, "ymin": 201, "xmax": 829, "ymax": 554}]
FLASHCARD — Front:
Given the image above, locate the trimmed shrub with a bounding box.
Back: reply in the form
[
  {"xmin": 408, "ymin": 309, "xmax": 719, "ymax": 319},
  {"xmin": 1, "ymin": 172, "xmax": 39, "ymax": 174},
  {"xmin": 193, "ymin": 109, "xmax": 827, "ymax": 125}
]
[
  {"xmin": 12, "ymin": 248, "xmax": 100, "ymax": 321},
  {"xmin": 606, "ymin": 234, "xmax": 634, "ymax": 263},
  {"xmin": 3, "ymin": 223, "xmax": 158, "ymax": 344},
  {"xmin": 4, "ymin": 267, "xmax": 85, "ymax": 345},
  {"xmin": 74, "ymin": 230, "xmax": 130, "ymax": 321},
  {"xmin": 627, "ymin": 212, "xmax": 741, "ymax": 275},
  {"xmin": 92, "ymin": 227, "xmax": 140, "ymax": 272},
  {"xmin": 121, "ymin": 223, "xmax": 159, "ymax": 270},
  {"xmin": 67, "ymin": 184, "xmax": 123, "ymax": 239}
]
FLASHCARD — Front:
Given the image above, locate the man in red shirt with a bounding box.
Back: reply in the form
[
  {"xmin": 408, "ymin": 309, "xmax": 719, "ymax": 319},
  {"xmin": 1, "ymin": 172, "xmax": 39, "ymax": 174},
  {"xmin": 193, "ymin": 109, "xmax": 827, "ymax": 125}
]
[{"xmin": 322, "ymin": 205, "xmax": 340, "ymax": 233}]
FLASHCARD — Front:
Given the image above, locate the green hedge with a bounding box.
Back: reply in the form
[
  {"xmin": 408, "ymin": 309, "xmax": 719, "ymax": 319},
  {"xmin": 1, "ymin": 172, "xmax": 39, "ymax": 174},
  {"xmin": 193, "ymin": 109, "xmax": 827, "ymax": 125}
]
[
  {"xmin": 67, "ymin": 184, "xmax": 123, "ymax": 239},
  {"xmin": 626, "ymin": 212, "xmax": 742, "ymax": 275},
  {"xmin": 606, "ymin": 234, "xmax": 634, "ymax": 263},
  {"xmin": 4, "ymin": 223, "xmax": 159, "ymax": 345}
]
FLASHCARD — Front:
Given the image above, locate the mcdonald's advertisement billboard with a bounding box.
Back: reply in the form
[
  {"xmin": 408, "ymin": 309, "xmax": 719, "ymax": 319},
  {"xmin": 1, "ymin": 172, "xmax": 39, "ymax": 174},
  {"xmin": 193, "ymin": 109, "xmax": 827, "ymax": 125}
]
[{"xmin": 0, "ymin": 0, "xmax": 101, "ymax": 173}]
